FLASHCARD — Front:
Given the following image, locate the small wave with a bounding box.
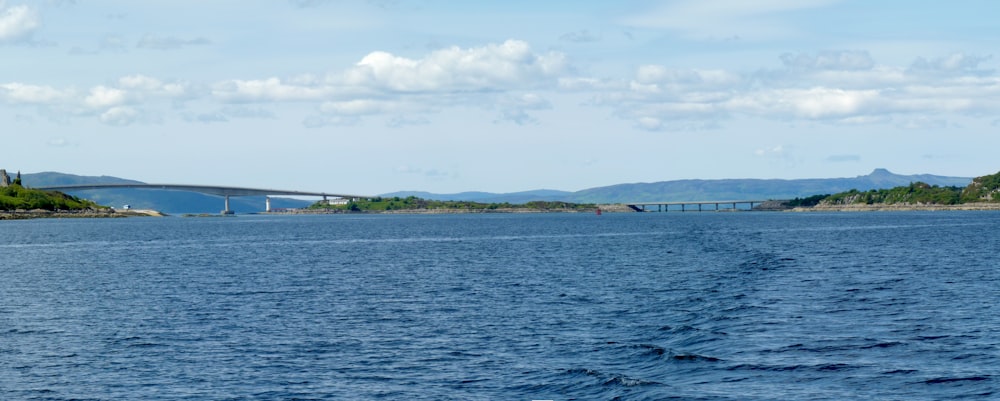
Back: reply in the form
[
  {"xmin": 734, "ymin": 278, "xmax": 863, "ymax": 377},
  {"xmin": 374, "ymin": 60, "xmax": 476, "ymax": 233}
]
[
  {"xmin": 921, "ymin": 376, "xmax": 991, "ymax": 384},
  {"xmin": 671, "ymin": 354, "xmax": 721, "ymax": 362},
  {"xmin": 728, "ymin": 363, "xmax": 860, "ymax": 373},
  {"xmin": 619, "ymin": 343, "xmax": 722, "ymax": 363},
  {"xmin": 564, "ymin": 368, "xmax": 660, "ymax": 387},
  {"xmin": 883, "ymin": 369, "xmax": 918, "ymax": 375},
  {"xmin": 769, "ymin": 340, "xmax": 903, "ymax": 353},
  {"xmin": 737, "ymin": 252, "xmax": 795, "ymax": 272},
  {"xmin": 126, "ymin": 342, "xmax": 161, "ymax": 348},
  {"xmin": 603, "ymin": 375, "xmax": 659, "ymax": 387},
  {"xmin": 635, "ymin": 343, "xmax": 667, "ymax": 356},
  {"xmin": 911, "ymin": 335, "xmax": 950, "ymax": 341}
]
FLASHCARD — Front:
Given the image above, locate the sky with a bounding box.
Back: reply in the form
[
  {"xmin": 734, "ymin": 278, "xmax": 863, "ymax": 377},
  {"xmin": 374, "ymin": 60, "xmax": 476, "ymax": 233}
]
[{"xmin": 2, "ymin": 0, "xmax": 999, "ymax": 195}]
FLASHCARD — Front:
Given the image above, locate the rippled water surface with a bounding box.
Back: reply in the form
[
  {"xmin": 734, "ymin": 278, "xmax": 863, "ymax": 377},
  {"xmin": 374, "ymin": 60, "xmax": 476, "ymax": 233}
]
[{"xmin": 1, "ymin": 212, "xmax": 998, "ymax": 400}]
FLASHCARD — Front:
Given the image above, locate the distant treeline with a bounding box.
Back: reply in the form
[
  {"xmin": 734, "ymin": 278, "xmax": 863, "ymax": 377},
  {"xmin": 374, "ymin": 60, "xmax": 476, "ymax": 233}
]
[{"xmin": 309, "ymin": 196, "xmax": 597, "ymax": 212}]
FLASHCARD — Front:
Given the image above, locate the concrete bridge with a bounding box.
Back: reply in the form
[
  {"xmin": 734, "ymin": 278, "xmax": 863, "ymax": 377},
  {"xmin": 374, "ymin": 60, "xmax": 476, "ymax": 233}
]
[
  {"xmin": 35, "ymin": 183, "xmax": 369, "ymax": 214},
  {"xmin": 626, "ymin": 200, "xmax": 771, "ymax": 212}
]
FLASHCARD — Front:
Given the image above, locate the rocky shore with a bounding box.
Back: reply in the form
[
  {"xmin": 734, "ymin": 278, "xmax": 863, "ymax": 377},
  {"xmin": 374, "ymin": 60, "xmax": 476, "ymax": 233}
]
[{"xmin": 0, "ymin": 208, "xmax": 164, "ymax": 220}]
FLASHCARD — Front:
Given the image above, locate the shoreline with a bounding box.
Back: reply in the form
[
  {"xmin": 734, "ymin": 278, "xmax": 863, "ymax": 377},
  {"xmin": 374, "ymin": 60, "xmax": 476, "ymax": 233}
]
[
  {"xmin": 791, "ymin": 203, "xmax": 1000, "ymax": 212},
  {"xmin": 0, "ymin": 209, "xmax": 165, "ymax": 220},
  {"xmin": 8, "ymin": 203, "xmax": 1000, "ymax": 219}
]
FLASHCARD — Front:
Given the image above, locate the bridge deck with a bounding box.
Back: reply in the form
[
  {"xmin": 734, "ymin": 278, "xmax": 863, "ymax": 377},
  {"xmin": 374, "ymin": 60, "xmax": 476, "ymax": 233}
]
[
  {"xmin": 626, "ymin": 200, "xmax": 770, "ymax": 212},
  {"xmin": 35, "ymin": 183, "xmax": 368, "ymax": 199},
  {"xmin": 35, "ymin": 183, "xmax": 370, "ymax": 214}
]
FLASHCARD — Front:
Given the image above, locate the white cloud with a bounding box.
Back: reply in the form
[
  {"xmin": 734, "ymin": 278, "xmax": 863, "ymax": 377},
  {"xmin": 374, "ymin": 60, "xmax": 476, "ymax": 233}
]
[
  {"xmin": 754, "ymin": 145, "xmax": 789, "ymax": 159},
  {"xmin": 606, "ymin": 51, "xmax": 1000, "ymax": 130},
  {"xmin": 387, "ymin": 115, "xmax": 430, "ymax": 128},
  {"xmin": 0, "ymin": 82, "xmax": 72, "ymax": 103},
  {"xmin": 84, "ymin": 85, "xmax": 127, "ymax": 108},
  {"xmin": 622, "ymin": 0, "xmax": 840, "ymax": 40},
  {"xmin": 117, "ymin": 74, "xmax": 190, "ymax": 98},
  {"xmin": 185, "ymin": 112, "xmax": 228, "ymax": 124},
  {"xmin": 99, "ymin": 106, "xmax": 139, "ymax": 126},
  {"xmin": 635, "ymin": 116, "xmax": 663, "ymax": 131},
  {"xmin": 560, "ymin": 30, "xmax": 601, "ymax": 43},
  {"xmin": 7, "ymin": 33, "xmax": 999, "ymax": 133},
  {"xmin": 46, "ymin": 137, "xmax": 75, "ymax": 147},
  {"xmin": 342, "ymin": 40, "xmax": 566, "ymax": 92},
  {"xmin": 780, "ymin": 50, "xmax": 875, "ymax": 71},
  {"xmin": 734, "ymin": 87, "xmax": 881, "ymax": 119},
  {"xmin": 896, "ymin": 116, "xmax": 948, "ymax": 130},
  {"xmin": 183, "ymin": 106, "xmax": 277, "ymax": 124},
  {"xmin": 210, "ymin": 40, "xmax": 567, "ymax": 126},
  {"xmin": 118, "ymin": 74, "xmax": 163, "ymax": 90},
  {"xmin": 558, "ymin": 77, "xmax": 622, "ymax": 91},
  {"xmin": 137, "ymin": 34, "xmax": 210, "ymax": 50},
  {"xmin": 0, "ymin": 2, "xmax": 38, "ymax": 43},
  {"xmin": 319, "ymin": 99, "xmax": 396, "ymax": 115},
  {"xmin": 213, "ymin": 77, "xmax": 334, "ymax": 102},
  {"xmin": 495, "ymin": 93, "xmax": 552, "ymax": 125},
  {"xmin": 910, "ymin": 52, "xmax": 991, "ymax": 73}
]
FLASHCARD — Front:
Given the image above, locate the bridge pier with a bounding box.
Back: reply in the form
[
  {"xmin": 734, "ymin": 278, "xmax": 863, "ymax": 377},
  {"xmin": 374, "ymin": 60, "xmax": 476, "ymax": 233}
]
[
  {"xmin": 266, "ymin": 196, "xmax": 272, "ymax": 212},
  {"xmin": 222, "ymin": 195, "xmax": 233, "ymax": 215}
]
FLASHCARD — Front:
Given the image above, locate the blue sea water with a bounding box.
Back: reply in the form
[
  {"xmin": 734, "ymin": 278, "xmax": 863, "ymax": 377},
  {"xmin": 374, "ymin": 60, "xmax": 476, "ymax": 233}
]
[{"xmin": 1, "ymin": 212, "xmax": 997, "ymax": 400}]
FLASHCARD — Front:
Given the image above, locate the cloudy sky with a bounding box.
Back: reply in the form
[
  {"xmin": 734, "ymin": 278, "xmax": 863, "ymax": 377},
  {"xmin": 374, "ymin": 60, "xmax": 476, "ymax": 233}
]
[{"xmin": 2, "ymin": 1, "xmax": 998, "ymax": 194}]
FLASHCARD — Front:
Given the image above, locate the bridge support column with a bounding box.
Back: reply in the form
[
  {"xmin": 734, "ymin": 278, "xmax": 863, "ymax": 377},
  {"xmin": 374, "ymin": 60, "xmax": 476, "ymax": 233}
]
[
  {"xmin": 222, "ymin": 195, "xmax": 232, "ymax": 215},
  {"xmin": 266, "ymin": 196, "xmax": 272, "ymax": 212}
]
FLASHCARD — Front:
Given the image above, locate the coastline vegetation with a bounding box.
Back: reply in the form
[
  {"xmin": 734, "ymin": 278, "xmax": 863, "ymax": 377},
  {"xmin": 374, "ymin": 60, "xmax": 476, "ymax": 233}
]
[
  {"xmin": 1, "ymin": 183, "xmax": 105, "ymax": 211},
  {"xmin": 809, "ymin": 171, "xmax": 1000, "ymax": 207},
  {"xmin": 308, "ymin": 196, "xmax": 597, "ymax": 212}
]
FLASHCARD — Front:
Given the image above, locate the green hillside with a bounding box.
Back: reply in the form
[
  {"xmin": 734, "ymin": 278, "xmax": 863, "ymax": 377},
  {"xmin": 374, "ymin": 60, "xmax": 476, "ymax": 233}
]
[
  {"xmin": 1, "ymin": 184, "xmax": 104, "ymax": 211},
  {"xmin": 817, "ymin": 171, "xmax": 1000, "ymax": 206}
]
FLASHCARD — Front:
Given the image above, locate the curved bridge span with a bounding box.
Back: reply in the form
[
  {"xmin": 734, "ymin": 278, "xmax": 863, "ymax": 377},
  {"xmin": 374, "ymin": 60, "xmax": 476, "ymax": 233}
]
[
  {"xmin": 36, "ymin": 184, "xmax": 369, "ymax": 213},
  {"xmin": 626, "ymin": 200, "xmax": 771, "ymax": 212}
]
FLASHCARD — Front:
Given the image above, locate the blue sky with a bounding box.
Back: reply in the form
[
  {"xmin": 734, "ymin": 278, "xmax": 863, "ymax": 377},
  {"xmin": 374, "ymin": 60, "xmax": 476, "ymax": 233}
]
[{"xmin": 2, "ymin": 1, "xmax": 999, "ymax": 195}]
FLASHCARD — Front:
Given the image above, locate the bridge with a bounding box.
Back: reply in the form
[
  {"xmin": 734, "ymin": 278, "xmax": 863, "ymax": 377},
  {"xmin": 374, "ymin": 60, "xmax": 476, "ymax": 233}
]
[
  {"xmin": 35, "ymin": 184, "xmax": 369, "ymax": 214},
  {"xmin": 625, "ymin": 200, "xmax": 771, "ymax": 212}
]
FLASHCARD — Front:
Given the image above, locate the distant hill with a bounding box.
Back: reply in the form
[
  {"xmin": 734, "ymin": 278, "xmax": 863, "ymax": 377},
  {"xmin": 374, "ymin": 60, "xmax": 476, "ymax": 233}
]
[
  {"xmin": 566, "ymin": 169, "xmax": 973, "ymax": 203},
  {"xmin": 23, "ymin": 172, "xmax": 313, "ymax": 214},
  {"xmin": 381, "ymin": 169, "xmax": 974, "ymax": 204}
]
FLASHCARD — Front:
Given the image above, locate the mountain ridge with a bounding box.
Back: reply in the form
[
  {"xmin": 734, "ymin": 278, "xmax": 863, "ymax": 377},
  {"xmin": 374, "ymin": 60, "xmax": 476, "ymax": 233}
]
[
  {"xmin": 21, "ymin": 169, "xmax": 976, "ymax": 211},
  {"xmin": 383, "ymin": 169, "xmax": 974, "ymax": 204}
]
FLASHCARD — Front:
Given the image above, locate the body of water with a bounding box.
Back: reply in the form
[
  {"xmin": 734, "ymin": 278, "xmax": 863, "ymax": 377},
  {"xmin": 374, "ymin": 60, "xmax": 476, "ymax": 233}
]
[{"xmin": 1, "ymin": 212, "xmax": 997, "ymax": 400}]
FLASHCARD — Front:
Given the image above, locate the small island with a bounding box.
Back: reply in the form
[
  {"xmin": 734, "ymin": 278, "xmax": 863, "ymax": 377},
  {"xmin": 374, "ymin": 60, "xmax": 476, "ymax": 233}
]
[{"xmin": 301, "ymin": 196, "xmax": 603, "ymax": 214}]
